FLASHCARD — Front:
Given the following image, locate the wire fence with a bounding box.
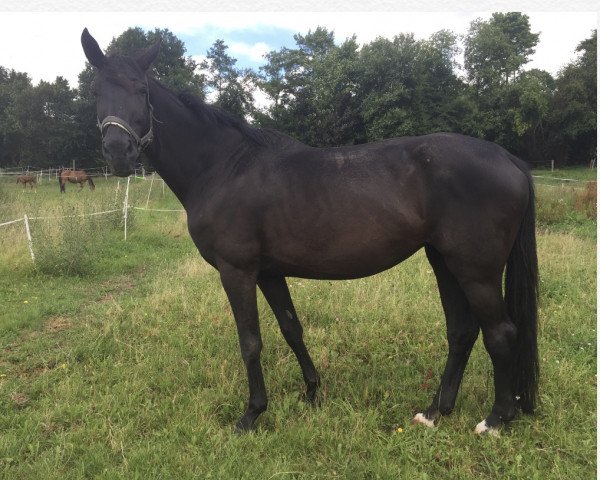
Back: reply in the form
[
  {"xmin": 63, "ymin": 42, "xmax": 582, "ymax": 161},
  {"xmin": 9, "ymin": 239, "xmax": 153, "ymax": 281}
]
[
  {"xmin": 0, "ymin": 175, "xmax": 184, "ymax": 263},
  {"xmin": 532, "ymin": 175, "xmax": 596, "ymax": 190},
  {"xmin": 0, "ymin": 165, "xmax": 155, "ymax": 182}
]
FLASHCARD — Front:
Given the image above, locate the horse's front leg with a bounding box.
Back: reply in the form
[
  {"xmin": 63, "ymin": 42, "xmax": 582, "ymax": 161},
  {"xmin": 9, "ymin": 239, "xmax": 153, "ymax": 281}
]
[
  {"xmin": 218, "ymin": 261, "xmax": 267, "ymax": 432},
  {"xmin": 258, "ymin": 275, "xmax": 320, "ymax": 403}
]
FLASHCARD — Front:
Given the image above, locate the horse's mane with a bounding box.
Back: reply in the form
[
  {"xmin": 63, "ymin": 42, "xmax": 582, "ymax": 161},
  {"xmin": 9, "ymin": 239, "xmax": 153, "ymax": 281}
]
[{"xmin": 152, "ymin": 85, "xmax": 295, "ymax": 149}]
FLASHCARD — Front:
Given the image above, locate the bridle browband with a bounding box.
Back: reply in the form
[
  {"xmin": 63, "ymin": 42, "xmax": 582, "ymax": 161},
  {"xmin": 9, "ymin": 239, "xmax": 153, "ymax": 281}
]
[{"xmin": 97, "ymin": 77, "xmax": 154, "ymax": 149}]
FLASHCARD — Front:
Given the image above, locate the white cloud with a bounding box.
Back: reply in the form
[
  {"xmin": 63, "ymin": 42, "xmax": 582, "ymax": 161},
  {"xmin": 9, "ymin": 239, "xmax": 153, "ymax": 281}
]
[{"xmin": 229, "ymin": 42, "xmax": 270, "ymax": 63}]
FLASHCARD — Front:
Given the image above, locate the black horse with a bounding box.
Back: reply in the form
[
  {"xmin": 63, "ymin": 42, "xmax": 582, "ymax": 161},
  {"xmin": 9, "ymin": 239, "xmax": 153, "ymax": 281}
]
[{"xmin": 82, "ymin": 29, "xmax": 539, "ymax": 435}]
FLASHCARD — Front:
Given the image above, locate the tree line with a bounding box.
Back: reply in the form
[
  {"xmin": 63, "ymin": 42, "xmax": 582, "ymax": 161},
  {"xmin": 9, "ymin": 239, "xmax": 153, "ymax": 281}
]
[{"xmin": 0, "ymin": 13, "xmax": 596, "ymax": 170}]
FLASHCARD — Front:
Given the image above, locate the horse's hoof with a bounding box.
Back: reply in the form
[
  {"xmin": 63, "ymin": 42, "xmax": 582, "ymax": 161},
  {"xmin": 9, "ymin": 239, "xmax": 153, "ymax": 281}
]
[
  {"xmin": 412, "ymin": 412, "xmax": 435, "ymax": 428},
  {"xmin": 233, "ymin": 416, "xmax": 256, "ymax": 435},
  {"xmin": 305, "ymin": 391, "xmax": 320, "ymax": 407},
  {"xmin": 233, "ymin": 422, "xmax": 254, "ymax": 435},
  {"xmin": 474, "ymin": 419, "xmax": 500, "ymax": 437}
]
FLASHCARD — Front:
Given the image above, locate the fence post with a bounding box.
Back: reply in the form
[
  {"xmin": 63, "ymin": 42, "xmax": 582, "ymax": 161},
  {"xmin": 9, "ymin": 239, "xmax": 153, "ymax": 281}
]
[
  {"xmin": 145, "ymin": 173, "xmax": 155, "ymax": 209},
  {"xmin": 23, "ymin": 214, "xmax": 35, "ymax": 263},
  {"xmin": 114, "ymin": 179, "xmax": 121, "ymax": 205},
  {"xmin": 123, "ymin": 176, "xmax": 130, "ymax": 241}
]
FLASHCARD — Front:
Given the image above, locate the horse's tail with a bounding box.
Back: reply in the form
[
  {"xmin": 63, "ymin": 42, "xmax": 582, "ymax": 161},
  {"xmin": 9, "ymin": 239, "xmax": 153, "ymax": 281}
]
[
  {"xmin": 88, "ymin": 176, "xmax": 95, "ymax": 190},
  {"xmin": 505, "ymin": 163, "xmax": 539, "ymax": 414}
]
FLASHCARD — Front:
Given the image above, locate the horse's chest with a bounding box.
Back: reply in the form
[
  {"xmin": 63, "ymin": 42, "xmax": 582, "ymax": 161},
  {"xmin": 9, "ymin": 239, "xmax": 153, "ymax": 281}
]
[{"xmin": 187, "ymin": 209, "xmax": 257, "ymax": 268}]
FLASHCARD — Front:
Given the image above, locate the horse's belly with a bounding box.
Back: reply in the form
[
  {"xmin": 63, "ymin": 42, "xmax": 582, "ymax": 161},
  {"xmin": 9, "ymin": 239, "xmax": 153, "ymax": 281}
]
[{"xmin": 261, "ymin": 225, "xmax": 424, "ymax": 280}]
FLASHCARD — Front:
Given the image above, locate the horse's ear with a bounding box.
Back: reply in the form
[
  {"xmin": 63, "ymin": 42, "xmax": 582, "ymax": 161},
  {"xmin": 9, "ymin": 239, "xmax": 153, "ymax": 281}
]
[
  {"xmin": 81, "ymin": 28, "xmax": 106, "ymax": 69},
  {"xmin": 135, "ymin": 40, "xmax": 161, "ymax": 71}
]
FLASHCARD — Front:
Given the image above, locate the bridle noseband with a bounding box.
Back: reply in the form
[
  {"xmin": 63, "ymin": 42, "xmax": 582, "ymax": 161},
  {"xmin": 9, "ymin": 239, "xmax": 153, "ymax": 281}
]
[{"xmin": 97, "ymin": 78, "xmax": 154, "ymax": 149}]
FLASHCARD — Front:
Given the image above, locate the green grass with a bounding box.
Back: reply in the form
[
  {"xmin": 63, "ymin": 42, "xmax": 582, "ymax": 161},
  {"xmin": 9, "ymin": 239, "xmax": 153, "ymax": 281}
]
[{"xmin": 0, "ymin": 170, "xmax": 596, "ymax": 479}]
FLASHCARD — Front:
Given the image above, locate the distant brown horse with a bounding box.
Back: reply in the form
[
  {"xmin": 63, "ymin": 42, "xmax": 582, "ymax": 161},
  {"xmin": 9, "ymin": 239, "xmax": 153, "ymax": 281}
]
[
  {"xmin": 16, "ymin": 175, "xmax": 37, "ymax": 189},
  {"xmin": 59, "ymin": 169, "xmax": 95, "ymax": 193}
]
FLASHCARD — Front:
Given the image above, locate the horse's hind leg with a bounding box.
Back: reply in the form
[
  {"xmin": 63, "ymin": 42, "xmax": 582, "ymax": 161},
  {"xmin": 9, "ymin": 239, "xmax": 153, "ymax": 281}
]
[
  {"xmin": 413, "ymin": 246, "xmax": 479, "ymax": 427},
  {"xmin": 460, "ymin": 278, "xmax": 517, "ymax": 435},
  {"xmin": 258, "ymin": 275, "xmax": 320, "ymax": 403}
]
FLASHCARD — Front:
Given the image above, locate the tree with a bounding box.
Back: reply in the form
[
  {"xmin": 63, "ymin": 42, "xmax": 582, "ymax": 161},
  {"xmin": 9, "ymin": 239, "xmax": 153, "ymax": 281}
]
[
  {"xmin": 547, "ymin": 30, "xmax": 597, "ymax": 165},
  {"xmin": 106, "ymin": 27, "xmax": 205, "ymax": 95},
  {"xmin": 203, "ymin": 39, "xmax": 255, "ymax": 118},
  {"xmin": 23, "ymin": 77, "xmax": 81, "ymax": 168},
  {"xmin": 0, "ymin": 68, "xmax": 32, "ymax": 166},
  {"xmin": 507, "ymin": 69, "xmax": 555, "ymax": 164},
  {"xmin": 464, "ymin": 13, "xmax": 539, "ymax": 91},
  {"xmin": 0, "ymin": 71, "xmax": 84, "ymax": 168},
  {"xmin": 259, "ymin": 27, "xmax": 369, "ymax": 146},
  {"xmin": 358, "ymin": 31, "xmax": 467, "ymax": 141},
  {"xmin": 303, "ymin": 35, "xmax": 365, "ymax": 145},
  {"xmin": 357, "ymin": 34, "xmax": 423, "ymax": 140},
  {"xmin": 461, "ymin": 13, "xmax": 543, "ymax": 154}
]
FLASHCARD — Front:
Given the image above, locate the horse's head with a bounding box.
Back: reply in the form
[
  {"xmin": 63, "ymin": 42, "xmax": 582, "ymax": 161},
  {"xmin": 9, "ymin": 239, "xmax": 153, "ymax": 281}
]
[{"xmin": 81, "ymin": 28, "xmax": 160, "ymax": 177}]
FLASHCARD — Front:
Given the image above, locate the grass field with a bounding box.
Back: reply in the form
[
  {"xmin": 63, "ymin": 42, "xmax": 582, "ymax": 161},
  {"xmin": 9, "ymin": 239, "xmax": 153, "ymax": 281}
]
[{"xmin": 0, "ymin": 169, "xmax": 596, "ymax": 479}]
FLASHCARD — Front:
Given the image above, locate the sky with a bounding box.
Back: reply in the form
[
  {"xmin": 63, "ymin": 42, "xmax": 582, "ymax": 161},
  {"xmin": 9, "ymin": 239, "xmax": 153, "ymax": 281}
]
[{"xmin": 0, "ymin": 11, "xmax": 597, "ymax": 90}]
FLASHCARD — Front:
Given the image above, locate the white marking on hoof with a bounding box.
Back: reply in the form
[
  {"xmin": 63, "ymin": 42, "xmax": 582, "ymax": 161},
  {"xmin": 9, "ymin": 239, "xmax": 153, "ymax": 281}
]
[
  {"xmin": 412, "ymin": 413, "xmax": 435, "ymax": 428},
  {"xmin": 474, "ymin": 419, "xmax": 500, "ymax": 436}
]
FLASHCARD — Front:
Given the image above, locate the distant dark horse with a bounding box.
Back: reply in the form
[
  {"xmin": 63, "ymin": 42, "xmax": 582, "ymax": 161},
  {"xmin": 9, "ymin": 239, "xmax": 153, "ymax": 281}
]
[
  {"xmin": 59, "ymin": 169, "xmax": 95, "ymax": 193},
  {"xmin": 82, "ymin": 29, "xmax": 539, "ymax": 435},
  {"xmin": 16, "ymin": 174, "xmax": 37, "ymax": 189}
]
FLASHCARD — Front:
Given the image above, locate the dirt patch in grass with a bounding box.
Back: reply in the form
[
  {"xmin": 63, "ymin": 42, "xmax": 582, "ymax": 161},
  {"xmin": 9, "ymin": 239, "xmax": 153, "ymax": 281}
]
[
  {"xmin": 9, "ymin": 391, "xmax": 30, "ymax": 408},
  {"xmin": 44, "ymin": 315, "xmax": 72, "ymax": 332},
  {"xmin": 98, "ymin": 274, "xmax": 138, "ymax": 303}
]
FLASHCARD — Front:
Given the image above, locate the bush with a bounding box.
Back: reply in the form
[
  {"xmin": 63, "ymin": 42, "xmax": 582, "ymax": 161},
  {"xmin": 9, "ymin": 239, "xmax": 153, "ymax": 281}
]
[
  {"xmin": 574, "ymin": 181, "xmax": 596, "ymax": 219},
  {"xmin": 535, "ymin": 182, "xmax": 596, "ymax": 238},
  {"xmin": 33, "ymin": 206, "xmax": 122, "ymax": 277}
]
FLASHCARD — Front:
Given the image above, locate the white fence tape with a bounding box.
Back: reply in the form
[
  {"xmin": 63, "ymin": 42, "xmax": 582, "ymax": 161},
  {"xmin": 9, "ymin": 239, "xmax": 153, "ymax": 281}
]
[
  {"xmin": 133, "ymin": 207, "xmax": 185, "ymax": 212},
  {"xmin": 0, "ymin": 217, "xmax": 24, "ymax": 227},
  {"xmin": 28, "ymin": 209, "xmax": 122, "ymax": 221},
  {"xmin": 532, "ymin": 175, "xmax": 592, "ymax": 183}
]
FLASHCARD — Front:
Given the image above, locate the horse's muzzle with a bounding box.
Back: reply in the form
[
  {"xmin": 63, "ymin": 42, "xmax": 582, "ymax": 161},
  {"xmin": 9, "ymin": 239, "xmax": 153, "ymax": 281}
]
[{"xmin": 102, "ymin": 130, "xmax": 139, "ymax": 177}]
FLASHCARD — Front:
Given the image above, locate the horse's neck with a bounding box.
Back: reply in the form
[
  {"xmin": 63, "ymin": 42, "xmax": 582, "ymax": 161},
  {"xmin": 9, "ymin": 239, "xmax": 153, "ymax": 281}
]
[{"xmin": 146, "ymin": 83, "xmax": 249, "ymax": 207}]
